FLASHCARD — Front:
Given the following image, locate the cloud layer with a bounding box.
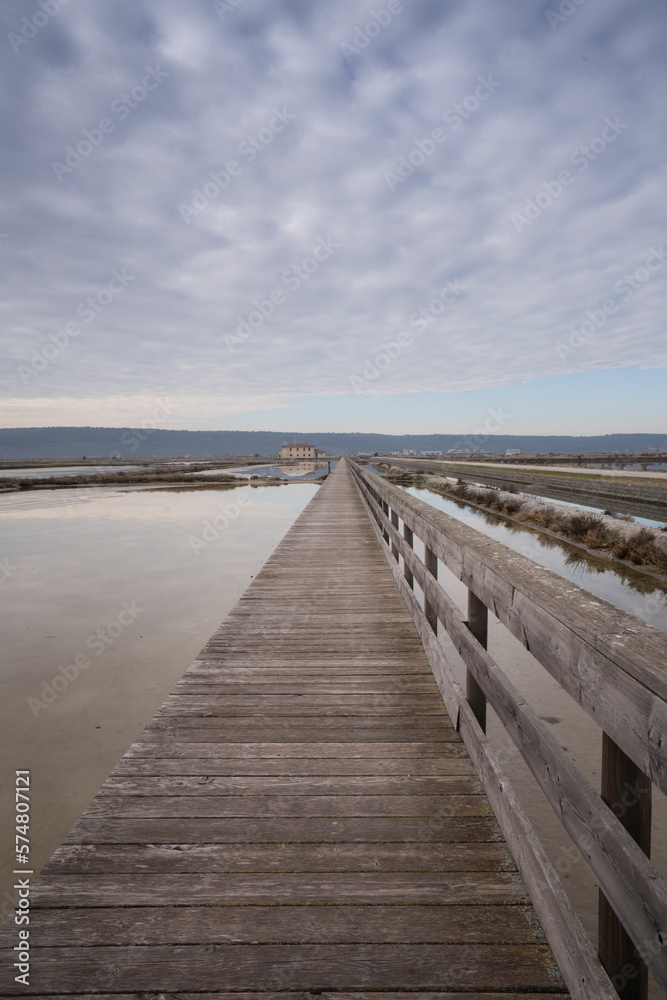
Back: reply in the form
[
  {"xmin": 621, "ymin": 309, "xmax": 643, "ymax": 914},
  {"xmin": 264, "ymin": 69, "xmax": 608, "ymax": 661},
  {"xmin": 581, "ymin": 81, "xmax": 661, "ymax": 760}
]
[{"xmin": 1, "ymin": 0, "xmax": 666, "ymax": 425}]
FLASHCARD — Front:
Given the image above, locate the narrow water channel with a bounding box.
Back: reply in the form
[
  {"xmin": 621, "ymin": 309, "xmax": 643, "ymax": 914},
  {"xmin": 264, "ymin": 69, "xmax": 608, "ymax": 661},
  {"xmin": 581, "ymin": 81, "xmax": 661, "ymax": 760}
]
[{"xmin": 406, "ymin": 485, "xmax": 667, "ymax": 631}]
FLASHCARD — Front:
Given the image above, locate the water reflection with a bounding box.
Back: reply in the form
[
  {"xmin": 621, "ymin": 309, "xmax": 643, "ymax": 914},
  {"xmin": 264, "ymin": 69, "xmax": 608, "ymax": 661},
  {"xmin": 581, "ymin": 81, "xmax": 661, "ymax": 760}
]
[
  {"xmin": 406, "ymin": 487, "xmax": 667, "ymax": 629},
  {"xmin": 0, "ymin": 483, "xmax": 318, "ymax": 904},
  {"xmin": 224, "ymin": 461, "xmax": 333, "ymax": 480}
]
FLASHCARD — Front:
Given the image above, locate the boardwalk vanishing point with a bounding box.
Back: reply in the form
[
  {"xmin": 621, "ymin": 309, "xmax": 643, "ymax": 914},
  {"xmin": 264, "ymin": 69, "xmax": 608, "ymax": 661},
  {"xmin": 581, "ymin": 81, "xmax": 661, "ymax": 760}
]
[{"xmin": 2, "ymin": 458, "xmax": 666, "ymax": 998}]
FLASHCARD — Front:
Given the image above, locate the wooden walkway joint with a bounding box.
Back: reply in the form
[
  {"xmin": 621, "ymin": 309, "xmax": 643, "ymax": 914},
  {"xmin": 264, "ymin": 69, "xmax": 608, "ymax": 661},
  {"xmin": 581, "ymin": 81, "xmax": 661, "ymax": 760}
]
[{"xmin": 0, "ymin": 460, "xmax": 573, "ymax": 996}]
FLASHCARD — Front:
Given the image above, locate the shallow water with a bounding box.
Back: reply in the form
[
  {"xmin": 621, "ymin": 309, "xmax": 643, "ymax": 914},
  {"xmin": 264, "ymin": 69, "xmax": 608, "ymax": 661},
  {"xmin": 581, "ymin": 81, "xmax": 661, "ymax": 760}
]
[
  {"xmin": 0, "ymin": 483, "xmax": 318, "ymax": 911},
  {"xmin": 406, "ymin": 486, "xmax": 667, "ymax": 630},
  {"xmin": 209, "ymin": 461, "xmax": 334, "ymax": 480}
]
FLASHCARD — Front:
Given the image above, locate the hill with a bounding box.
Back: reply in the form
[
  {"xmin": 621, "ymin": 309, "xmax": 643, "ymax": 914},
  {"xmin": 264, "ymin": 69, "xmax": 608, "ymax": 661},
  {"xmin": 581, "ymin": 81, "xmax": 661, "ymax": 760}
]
[{"xmin": 0, "ymin": 427, "xmax": 665, "ymax": 460}]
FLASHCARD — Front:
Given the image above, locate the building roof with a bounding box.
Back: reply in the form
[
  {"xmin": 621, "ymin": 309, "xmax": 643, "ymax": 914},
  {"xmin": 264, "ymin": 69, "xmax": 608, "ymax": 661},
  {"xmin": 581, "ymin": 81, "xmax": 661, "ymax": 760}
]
[{"xmin": 282, "ymin": 442, "xmax": 315, "ymax": 447}]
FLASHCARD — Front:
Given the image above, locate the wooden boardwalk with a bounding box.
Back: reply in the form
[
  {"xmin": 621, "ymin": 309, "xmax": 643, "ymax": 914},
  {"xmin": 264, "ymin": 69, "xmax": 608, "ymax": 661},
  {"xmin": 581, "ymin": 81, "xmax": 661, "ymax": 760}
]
[{"xmin": 0, "ymin": 460, "xmax": 568, "ymax": 997}]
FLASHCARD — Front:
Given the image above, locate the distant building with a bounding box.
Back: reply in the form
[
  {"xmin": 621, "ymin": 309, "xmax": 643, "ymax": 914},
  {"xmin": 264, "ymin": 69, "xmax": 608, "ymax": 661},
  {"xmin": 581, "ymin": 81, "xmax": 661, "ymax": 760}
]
[
  {"xmin": 420, "ymin": 450, "xmax": 442, "ymax": 457},
  {"xmin": 278, "ymin": 443, "xmax": 326, "ymax": 459},
  {"xmin": 358, "ymin": 451, "xmax": 378, "ymax": 458},
  {"xmin": 506, "ymin": 449, "xmax": 521, "ymax": 456},
  {"xmin": 403, "ymin": 449, "xmax": 417, "ymax": 457}
]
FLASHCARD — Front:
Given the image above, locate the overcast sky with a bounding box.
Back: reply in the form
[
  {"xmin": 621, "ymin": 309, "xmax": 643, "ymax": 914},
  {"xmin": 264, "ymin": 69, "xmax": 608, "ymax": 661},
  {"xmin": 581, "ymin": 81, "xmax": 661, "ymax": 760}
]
[{"xmin": 1, "ymin": 0, "xmax": 666, "ymax": 436}]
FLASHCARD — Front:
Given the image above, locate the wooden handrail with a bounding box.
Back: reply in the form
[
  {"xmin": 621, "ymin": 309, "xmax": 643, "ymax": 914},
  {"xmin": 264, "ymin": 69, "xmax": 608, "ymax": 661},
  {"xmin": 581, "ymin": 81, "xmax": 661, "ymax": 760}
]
[{"xmin": 348, "ymin": 459, "xmax": 667, "ymax": 1000}]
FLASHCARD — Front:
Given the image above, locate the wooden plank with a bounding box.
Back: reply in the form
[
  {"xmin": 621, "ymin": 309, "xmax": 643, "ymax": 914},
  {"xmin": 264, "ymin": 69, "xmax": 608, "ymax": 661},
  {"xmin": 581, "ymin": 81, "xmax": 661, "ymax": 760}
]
[
  {"xmin": 81, "ymin": 793, "xmax": 491, "ymax": 818},
  {"xmin": 41, "ymin": 840, "xmax": 514, "ymax": 874},
  {"xmin": 158, "ymin": 693, "xmax": 448, "ymax": 713},
  {"xmin": 0, "ymin": 994, "xmax": 567, "ymax": 1000},
  {"xmin": 136, "ymin": 728, "xmax": 458, "ymax": 743},
  {"xmin": 63, "ymin": 815, "xmax": 504, "ymax": 844},
  {"xmin": 0, "ymin": 995, "xmax": 568, "ymax": 1000},
  {"xmin": 96, "ymin": 775, "xmax": 480, "ymax": 795},
  {"xmin": 0, "ymin": 943, "xmax": 566, "ymax": 993},
  {"xmin": 30, "ymin": 871, "xmax": 529, "ymax": 907},
  {"xmin": 123, "ymin": 741, "xmax": 464, "ymax": 758},
  {"xmin": 10, "ymin": 903, "xmax": 542, "ymax": 946},
  {"xmin": 109, "ymin": 756, "xmax": 474, "ymax": 776}
]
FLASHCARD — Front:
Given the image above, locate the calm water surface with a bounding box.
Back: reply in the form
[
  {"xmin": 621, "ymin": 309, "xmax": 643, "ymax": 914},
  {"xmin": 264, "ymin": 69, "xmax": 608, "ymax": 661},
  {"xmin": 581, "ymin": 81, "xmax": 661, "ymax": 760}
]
[
  {"xmin": 406, "ymin": 486, "xmax": 667, "ymax": 630},
  {"xmin": 0, "ymin": 483, "xmax": 317, "ymax": 907}
]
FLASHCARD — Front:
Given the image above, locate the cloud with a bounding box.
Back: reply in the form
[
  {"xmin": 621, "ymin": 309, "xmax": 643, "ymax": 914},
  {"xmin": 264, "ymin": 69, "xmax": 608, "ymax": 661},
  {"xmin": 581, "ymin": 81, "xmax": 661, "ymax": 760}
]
[{"xmin": 1, "ymin": 0, "xmax": 666, "ymax": 424}]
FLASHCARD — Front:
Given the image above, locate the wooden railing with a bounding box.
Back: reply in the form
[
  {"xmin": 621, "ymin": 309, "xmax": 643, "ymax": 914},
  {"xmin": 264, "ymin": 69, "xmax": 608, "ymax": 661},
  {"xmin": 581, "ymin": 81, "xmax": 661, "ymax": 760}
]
[{"xmin": 348, "ymin": 459, "xmax": 667, "ymax": 1000}]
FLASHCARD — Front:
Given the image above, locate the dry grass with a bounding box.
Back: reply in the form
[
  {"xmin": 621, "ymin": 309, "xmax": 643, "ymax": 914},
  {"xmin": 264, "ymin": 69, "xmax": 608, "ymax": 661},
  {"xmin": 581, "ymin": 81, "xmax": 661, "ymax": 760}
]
[{"xmin": 425, "ymin": 477, "xmax": 667, "ymax": 575}]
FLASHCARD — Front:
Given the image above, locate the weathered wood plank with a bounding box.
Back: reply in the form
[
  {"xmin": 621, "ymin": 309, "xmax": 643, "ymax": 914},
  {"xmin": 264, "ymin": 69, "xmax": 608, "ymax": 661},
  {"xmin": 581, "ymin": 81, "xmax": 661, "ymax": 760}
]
[
  {"xmin": 157, "ymin": 694, "xmax": 448, "ymax": 714},
  {"xmin": 123, "ymin": 740, "xmax": 464, "ymax": 758},
  {"xmin": 30, "ymin": 871, "xmax": 529, "ymax": 907},
  {"xmin": 7, "ymin": 904, "xmax": 541, "ymax": 946},
  {"xmin": 109, "ymin": 756, "xmax": 473, "ymax": 776},
  {"xmin": 96, "ymin": 775, "xmax": 480, "ymax": 796},
  {"xmin": 0, "ymin": 943, "xmax": 565, "ymax": 993},
  {"xmin": 41, "ymin": 840, "xmax": 514, "ymax": 874},
  {"xmin": 81, "ymin": 793, "xmax": 491, "ymax": 818},
  {"xmin": 136, "ymin": 727, "xmax": 458, "ymax": 743},
  {"xmin": 63, "ymin": 815, "xmax": 504, "ymax": 844},
  {"xmin": 0, "ymin": 994, "xmax": 567, "ymax": 1000}
]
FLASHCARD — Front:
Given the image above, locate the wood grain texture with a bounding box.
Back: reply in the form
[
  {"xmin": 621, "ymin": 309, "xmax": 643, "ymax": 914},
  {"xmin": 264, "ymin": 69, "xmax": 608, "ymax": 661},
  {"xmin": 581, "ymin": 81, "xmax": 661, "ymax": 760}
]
[{"xmin": 0, "ymin": 461, "xmax": 569, "ymax": 997}]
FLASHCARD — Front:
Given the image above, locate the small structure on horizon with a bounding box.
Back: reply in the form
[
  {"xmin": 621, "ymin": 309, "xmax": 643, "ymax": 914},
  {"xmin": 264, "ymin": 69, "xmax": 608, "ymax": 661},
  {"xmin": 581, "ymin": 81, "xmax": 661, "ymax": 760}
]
[
  {"xmin": 506, "ymin": 448, "xmax": 521, "ymax": 456},
  {"xmin": 278, "ymin": 442, "xmax": 326, "ymax": 459}
]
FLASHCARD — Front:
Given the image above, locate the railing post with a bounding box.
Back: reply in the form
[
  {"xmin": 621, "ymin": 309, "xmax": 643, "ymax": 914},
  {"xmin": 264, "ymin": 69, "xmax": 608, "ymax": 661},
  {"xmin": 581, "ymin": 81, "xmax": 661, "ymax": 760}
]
[
  {"xmin": 424, "ymin": 546, "xmax": 438, "ymax": 633},
  {"xmin": 381, "ymin": 500, "xmax": 390, "ymax": 543},
  {"xmin": 598, "ymin": 734, "xmax": 651, "ymax": 1000},
  {"xmin": 390, "ymin": 509, "xmax": 399, "ymax": 561},
  {"xmin": 466, "ymin": 590, "xmax": 488, "ymax": 732},
  {"xmin": 403, "ymin": 524, "xmax": 414, "ymax": 589}
]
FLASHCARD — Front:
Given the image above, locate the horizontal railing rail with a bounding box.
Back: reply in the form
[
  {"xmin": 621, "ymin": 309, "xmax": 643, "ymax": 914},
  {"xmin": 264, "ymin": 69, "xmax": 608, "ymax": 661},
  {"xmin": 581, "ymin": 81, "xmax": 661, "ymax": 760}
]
[{"xmin": 347, "ymin": 458, "xmax": 667, "ymax": 1000}]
